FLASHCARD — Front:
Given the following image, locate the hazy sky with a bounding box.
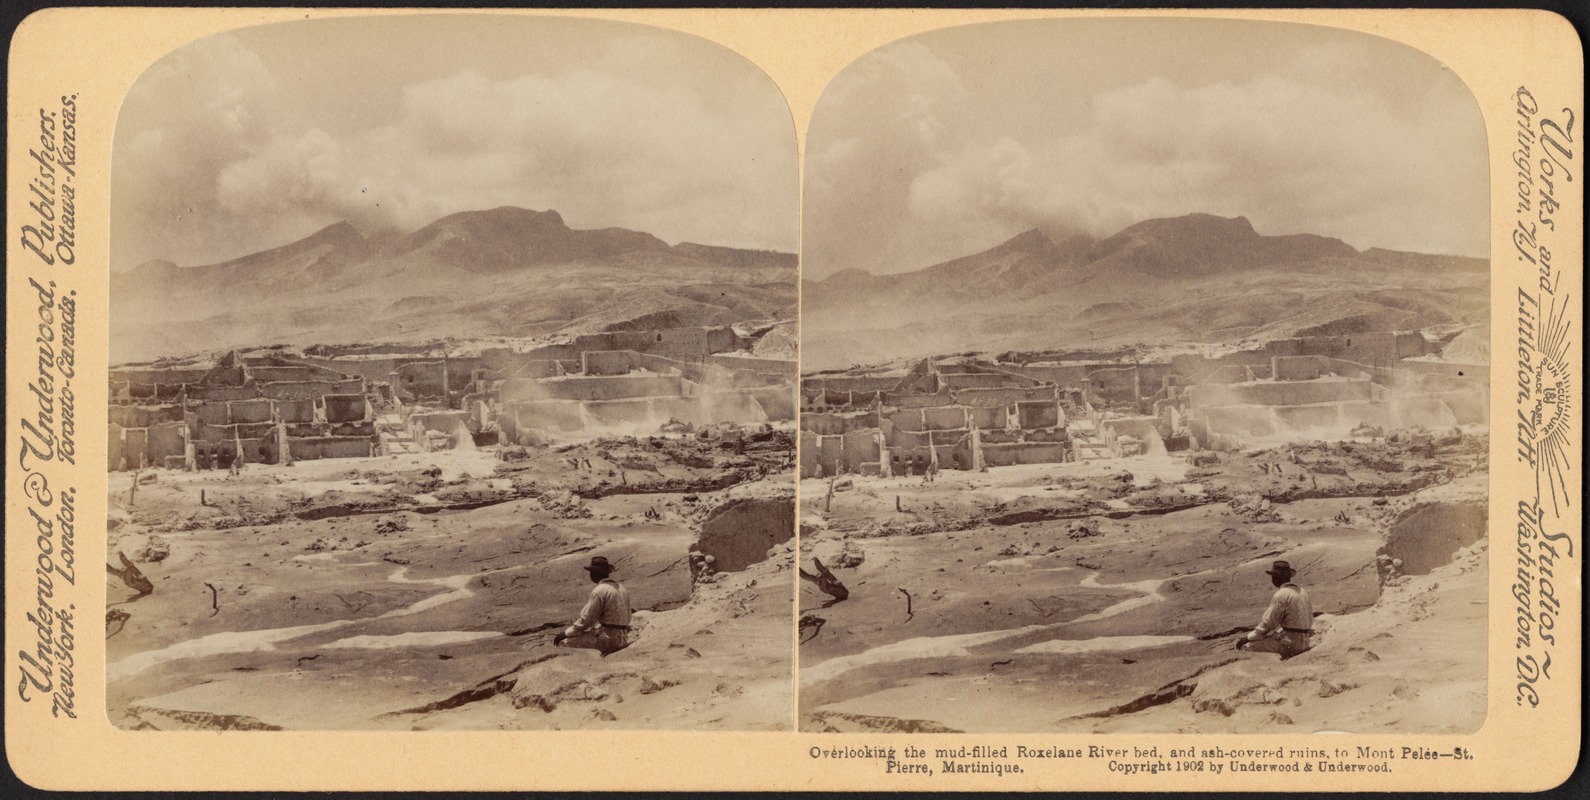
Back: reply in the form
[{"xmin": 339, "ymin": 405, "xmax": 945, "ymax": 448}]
[
  {"xmin": 113, "ymin": 15, "xmax": 796, "ymax": 270},
  {"xmin": 804, "ymin": 19, "xmax": 1489, "ymax": 279}
]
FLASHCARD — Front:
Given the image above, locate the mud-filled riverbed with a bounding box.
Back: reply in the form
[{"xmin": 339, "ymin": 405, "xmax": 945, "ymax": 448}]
[
  {"xmin": 799, "ymin": 441, "xmax": 1488, "ymax": 734},
  {"xmin": 108, "ymin": 444, "xmax": 795, "ymax": 731}
]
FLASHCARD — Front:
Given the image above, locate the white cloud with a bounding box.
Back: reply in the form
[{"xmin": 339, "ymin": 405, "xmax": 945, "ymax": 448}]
[
  {"xmin": 804, "ymin": 25, "xmax": 1487, "ymax": 277},
  {"xmin": 113, "ymin": 25, "xmax": 795, "ymax": 269}
]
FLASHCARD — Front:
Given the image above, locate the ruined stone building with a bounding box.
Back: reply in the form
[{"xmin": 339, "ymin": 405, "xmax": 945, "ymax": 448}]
[
  {"xmin": 109, "ymin": 324, "xmax": 797, "ymax": 470},
  {"xmin": 799, "ymin": 330, "xmax": 1489, "ymax": 478},
  {"xmin": 800, "ymin": 359, "xmax": 1072, "ymax": 478},
  {"xmin": 307, "ymin": 325, "xmax": 797, "ymax": 451},
  {"xmin": 108, "ymin": 352, "xmax": 374, "ymax": 471}
]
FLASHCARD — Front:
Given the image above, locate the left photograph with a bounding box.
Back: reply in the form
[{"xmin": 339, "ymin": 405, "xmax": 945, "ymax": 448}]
[{"xmin": 104, "ymin": 15, "xmax": 798, "ymax": 731}]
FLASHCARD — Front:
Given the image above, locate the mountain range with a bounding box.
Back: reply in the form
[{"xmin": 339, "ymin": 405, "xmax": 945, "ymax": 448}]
[
  {"xmin": 802, "ymin": 213, "xmax": 1489, "ymax": 371},
  {"xmin": 112, "ymin": 207, "xmax": 796, "ymax": 363}
]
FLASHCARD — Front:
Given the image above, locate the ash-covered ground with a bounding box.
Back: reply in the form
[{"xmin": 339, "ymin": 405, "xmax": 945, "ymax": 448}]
[
  {"xmin": 798, "ymin": 430, "xmax": 1487, "ymax": 733},
  {"xmin": 107, "ymin": 430, "xmax": 795, "ymax": 731}
]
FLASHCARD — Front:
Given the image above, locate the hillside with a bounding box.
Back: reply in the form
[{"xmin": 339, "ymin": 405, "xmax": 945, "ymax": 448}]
[
  {"xmin": 111, "ymin": 207, "xmax": 796, "ymax": 363},
  {"xmin": 802, "ymin": 214, "xmax": 1488, "ymax": 371}
]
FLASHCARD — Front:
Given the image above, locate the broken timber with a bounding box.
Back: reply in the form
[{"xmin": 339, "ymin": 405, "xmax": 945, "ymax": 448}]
[{"xmin": 799, "ymin": 556, "xmax": 849, "ymax": 602}]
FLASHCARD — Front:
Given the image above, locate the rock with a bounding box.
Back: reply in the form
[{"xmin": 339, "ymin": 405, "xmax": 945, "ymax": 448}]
[
  {"xmin": 1318, "ymin": 680, "xmax": 1356, "ymax": 698},
  {"xmin": 833, "ymin": 541, "xmax": 866, "ymax": 569},
  {"xmin": 684, "ymin": 647, "xmax": 702, "ymax": 658},
  {"xmin": 592, "ymin": 708, "xmax": 617, "ymax": 721},
  {"xmin": 638, "ymin": 677, "xmax": 676, "ymax": 695},
  {"xmin": 135, "ymin": 536, "xmax": 171, "ymax": 563},
  {"xmin": 1268, "ymin": 712, "xmax": 1295, "ymax": 725},
  {"xmin": 1192, "ymin": 697, "xmax": 1238, "ymax": 717},
  {"xmin": 375, "ymin": 516, "xmax": 410, "ymax": 534}
]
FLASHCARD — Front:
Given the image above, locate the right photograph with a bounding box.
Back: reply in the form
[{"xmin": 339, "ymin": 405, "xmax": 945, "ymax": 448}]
[{"xmin": 798, "ymin": 19, "xmax": 1490, "ymax": 734}]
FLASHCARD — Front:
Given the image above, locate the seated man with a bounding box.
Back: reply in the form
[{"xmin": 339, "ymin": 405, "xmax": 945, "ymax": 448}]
[
  {"xmin": 553, "ymin": 556, "xmax": 634, "ymax": 657},
  {"xmin": 1237, "ymin": 560, "xmax": 1314, "ymax": 659}
]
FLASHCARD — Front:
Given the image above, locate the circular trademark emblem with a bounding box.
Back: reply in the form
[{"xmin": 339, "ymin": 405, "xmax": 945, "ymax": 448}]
[{"xmin": 1535, "ymin": 357, "xmax": 1572, "ymax": 441}]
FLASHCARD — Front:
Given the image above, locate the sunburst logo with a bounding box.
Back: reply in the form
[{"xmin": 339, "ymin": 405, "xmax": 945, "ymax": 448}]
[{"xmin": 1531, "ymin": 292, "xmax": 1574, "ymax": 516}]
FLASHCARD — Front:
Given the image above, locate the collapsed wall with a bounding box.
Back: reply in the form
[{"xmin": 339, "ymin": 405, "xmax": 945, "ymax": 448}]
[
  {"xmin": 799, "ymin": 365, "xmax": 1070, "ymax": 477},
  {"xmin": 107, "ymin": 353, "xmax": 377, "ymax": 471}
]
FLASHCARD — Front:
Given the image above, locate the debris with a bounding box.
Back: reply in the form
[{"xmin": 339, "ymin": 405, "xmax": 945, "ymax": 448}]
[
  {"xmin": 374, "ymin": 516, "xmax": 410, "ymax": 534},
  {"xmin": 639, "ymin": 677, "xmax": 677, "ymax": 694},
  {"xmin": 204, "ymin": 582, "xmax": 220, "ymax": 616},
  {"xmin": 107, "ymin": 552, "xmax": 155, "ymax": 598},
  {"xmin": 134, "ymin": 536, "xmax": 171, "ymax": 563},
  {"xmin": 106, "ymin": 609, "xmax": 131, "ymax": 638},
  {"xmin": 799, "ymin": 557, "xmax": 849, "ymax": 603},
  {"xmin": 833, "ymin": 540, "xmax": 866, "ymax": 569},
  {"xmin": 1318, "ymin": 680, "xmax": 1357, "ymax": 698},
  {"xmin": 799, "ymin": 613, "xmax": 827, "ymax": 643}
]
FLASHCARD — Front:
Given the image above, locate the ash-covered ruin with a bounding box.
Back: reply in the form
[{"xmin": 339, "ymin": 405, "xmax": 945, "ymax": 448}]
[
  {"xmin": 799, "ymin": 328, "xmax": 1485, "ymax": 478},
  {"xmin": 109, "ymin": 324, "xmax": 796, "ymax": 472}
]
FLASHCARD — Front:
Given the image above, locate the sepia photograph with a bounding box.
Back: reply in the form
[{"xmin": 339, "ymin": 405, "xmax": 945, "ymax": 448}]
[
  {"xmin": 3, "ymin": 5, "xmax": 1581, "ymax": 793},
  {"xmin": 798, "ymin": 18, "xmax": 1491, "ymax": 734},
  {"xmin": 103, "ymin": 15, "xmax": 798, "ymax": 731}
]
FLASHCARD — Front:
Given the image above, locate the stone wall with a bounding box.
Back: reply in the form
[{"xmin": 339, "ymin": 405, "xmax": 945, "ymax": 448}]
[
  {"xmin": 968, "ymin": 405, "xmax": 1006, "ymax": 429},
  {"xmin": 323, "ymin": 393, "xmax": 368, "ymax": 423},
  {"xmin": 1271, "ymin": 355, "xmax": 1330, "ymax": 381},
  {"xmin": 277, "ymin": 398, "xmax": 317, "ymax": 423},
  {"xmin": 146, "ymin": 422, "xmax": 188, "ymax": 464},
  {"xmin": 187, "ymin": 383, "xmax": 261, "ymax": 402},
  {"xmin": 941, "ymin": 372, "xmax": 1021, "ymax": 390},
  {"xmin": 392, "ymin": 361, "xmax": 449, "ymax": 399},
  {"xmin": 801, "ymin": 411, "xmax": 880, "ymax": 436},
  {"xmin": 1266, "ymin": 331, "xmax": 1430, "ymax": 365},
  {"xmin": 952, "ymin": 385, "xmax": 1058, "ymax": 407},
  {"xmin": 109, "ymin": 367, "xmax": 212, "ymax": 385},
  {"xmin": 193, "ymin": 421, "xmax": 276, "ymax": 442},
  {"xmin": 1016, "ymin": 401, "xmax": 1060, "ymax": 429},
  {"xmin": 248, "ymin": 364, "xmax": 347, "ymax": 383},
  {"xmin": 109, "ymin": 404, "xmax": 186, "ymax": 428},
  {"xmin": 705, "ymin": 354, "xmax": 796, "ymax": 376},
  {"xmin": 922, "ymin": 406, "xmax": 969, "ymax": 431},
  {"xmin": 982, "ymin": 442, "xmax": 1068, "ymax": 466},
  {"xmin": 259, "ymin": 379, "xmax": 365, "ymax": 401},
  {"xmin": 582, "ymin": 350, "xmax": 636, "ymax": 376},
  {"xmin": 229, "ymin": 397, "xmax": 276, "ymax": 424},
  {"xmin": 287, "ymin": 436, "xmax": 375, "ymax": 460},
  {"xmin": 302, "ymin": 356, "xmax": 405, "ymax": 383}
]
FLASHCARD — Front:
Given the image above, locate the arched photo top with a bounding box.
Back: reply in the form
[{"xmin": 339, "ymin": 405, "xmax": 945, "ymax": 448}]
[
  {"xmin": 103, "ymin": 14, "xmax": 801, "ymax": 736},
  {"xmin": 797, "ymin": 17, "xmax": 1492, "ymax": 739}
]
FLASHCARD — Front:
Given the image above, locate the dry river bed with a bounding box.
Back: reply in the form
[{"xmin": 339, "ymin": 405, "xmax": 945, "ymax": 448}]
[
  {"xmin": 107, "ymin": 449, "xmax": 793, "ymax": 731},
  {"xmin": 798, "ymin": 449, "xmax": 1487, "ymax": 734}
]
